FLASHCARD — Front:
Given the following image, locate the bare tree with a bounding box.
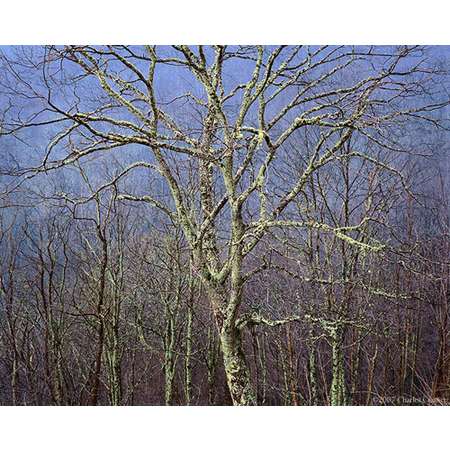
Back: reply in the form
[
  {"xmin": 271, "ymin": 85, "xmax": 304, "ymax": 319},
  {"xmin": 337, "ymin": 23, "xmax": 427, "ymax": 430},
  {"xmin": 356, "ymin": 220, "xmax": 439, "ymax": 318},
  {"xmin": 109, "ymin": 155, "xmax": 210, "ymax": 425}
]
[{"xmin": 0, "ymin": 45, "xmax": 448, "ymax": 405}]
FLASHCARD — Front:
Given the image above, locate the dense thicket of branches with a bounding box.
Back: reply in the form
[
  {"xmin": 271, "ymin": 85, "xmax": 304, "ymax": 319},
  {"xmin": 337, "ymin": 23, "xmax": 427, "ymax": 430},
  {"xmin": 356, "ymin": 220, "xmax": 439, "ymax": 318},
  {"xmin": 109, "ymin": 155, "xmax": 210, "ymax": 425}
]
[{"xmin": 0, "ymin": 45, "xmax": 449, "ymax": 405}]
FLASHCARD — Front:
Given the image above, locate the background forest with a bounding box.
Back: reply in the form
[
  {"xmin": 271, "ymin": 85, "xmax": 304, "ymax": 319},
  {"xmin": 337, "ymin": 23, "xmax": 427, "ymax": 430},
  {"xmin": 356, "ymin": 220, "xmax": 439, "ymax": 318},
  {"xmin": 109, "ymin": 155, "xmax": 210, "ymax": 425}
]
[{"xmin": 0, "ymin": 45, "xmax": 449, "ymax": 406}]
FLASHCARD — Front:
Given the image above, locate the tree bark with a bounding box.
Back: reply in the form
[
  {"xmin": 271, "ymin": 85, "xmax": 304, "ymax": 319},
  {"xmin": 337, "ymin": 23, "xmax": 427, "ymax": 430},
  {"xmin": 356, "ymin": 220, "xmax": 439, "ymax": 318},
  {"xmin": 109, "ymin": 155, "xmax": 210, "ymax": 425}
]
[
  {"xmin": 329, "ymin": 324, "xmax": 347, "ymax": 406},
  {"xmin": 219, "ymin": 323, "xmax": 256, "ymax": 406}
]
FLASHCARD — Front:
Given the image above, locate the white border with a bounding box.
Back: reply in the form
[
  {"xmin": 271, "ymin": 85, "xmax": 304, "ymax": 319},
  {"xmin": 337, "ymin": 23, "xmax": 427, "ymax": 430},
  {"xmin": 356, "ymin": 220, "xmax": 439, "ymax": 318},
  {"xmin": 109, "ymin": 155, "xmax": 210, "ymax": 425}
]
[
  {"xmin": 0, "ymin": 0, "xmax": 449, "ymax": 44},
  {"xmin": 0, "ymin": 406, "xmax": 448, "ymax": 449}
]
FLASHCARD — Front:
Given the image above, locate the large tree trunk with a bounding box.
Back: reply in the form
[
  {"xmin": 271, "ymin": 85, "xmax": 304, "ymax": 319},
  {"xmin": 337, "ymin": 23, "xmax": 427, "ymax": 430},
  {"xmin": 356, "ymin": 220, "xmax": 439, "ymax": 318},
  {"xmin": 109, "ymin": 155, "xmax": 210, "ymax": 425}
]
[
  {"xmin": 203, "ymin": 273, "xmax": 256, "ymax": 405},
  {"xmin": 198, "ymin": 162, "xmax": 255, "ymax": 405},
  {"xmin": 219, "ymin": 323, "xmax": 256, "ymax": 406}
]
